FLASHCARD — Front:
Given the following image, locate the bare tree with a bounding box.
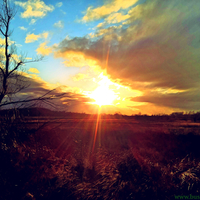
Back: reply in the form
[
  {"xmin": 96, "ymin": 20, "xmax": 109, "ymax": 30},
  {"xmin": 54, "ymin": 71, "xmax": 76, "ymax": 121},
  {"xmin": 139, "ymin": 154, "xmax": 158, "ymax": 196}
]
[{"xmin": 0, "ymin": 0, "xmax": 63, "ymax": 108}]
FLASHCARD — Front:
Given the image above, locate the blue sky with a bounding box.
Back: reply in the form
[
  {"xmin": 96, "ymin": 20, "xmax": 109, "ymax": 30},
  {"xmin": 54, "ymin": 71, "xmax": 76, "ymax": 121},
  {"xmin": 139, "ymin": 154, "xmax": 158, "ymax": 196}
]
[
  {"xmin": 1, "ymin": 0, "xmax": 200, "ymax": 115},
  {"xmin": 11, "ymin": 0, "xmax": 110, "ymax": 84}
]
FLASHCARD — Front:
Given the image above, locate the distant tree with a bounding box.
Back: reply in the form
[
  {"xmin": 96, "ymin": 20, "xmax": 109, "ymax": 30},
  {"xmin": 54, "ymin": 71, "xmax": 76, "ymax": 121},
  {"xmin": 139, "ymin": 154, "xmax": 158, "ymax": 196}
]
[{"xmin": 0, "ymin": 0, "xmax": 63, "ymax": 108}]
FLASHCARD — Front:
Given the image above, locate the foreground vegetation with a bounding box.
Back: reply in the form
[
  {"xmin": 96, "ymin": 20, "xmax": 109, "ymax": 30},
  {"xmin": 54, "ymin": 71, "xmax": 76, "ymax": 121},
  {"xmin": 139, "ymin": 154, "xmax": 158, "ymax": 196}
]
[{"xmin": 1, "ymin": 109, "xmax": 200, "ymax": 200}]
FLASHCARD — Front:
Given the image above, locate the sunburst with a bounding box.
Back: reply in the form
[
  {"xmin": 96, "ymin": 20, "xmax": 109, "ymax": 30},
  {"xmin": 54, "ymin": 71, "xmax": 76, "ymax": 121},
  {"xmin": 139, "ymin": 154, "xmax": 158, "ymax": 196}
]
[{"xmin": 88, "ymin": 73, "xmax": 118, "ymax": 106}]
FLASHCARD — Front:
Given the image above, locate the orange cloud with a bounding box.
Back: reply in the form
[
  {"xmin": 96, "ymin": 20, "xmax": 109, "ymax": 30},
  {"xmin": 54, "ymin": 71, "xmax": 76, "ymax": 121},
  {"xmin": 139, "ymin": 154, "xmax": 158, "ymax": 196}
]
[
  {"xmin": 25, "ymin": 33, "xmax": 40, "ymax": 43},
  {"xmin": 25, "ymin": 32, "xmax": 48, "ymax": 43},
  {"xmin": 28, "ymin": 68, "xmax": 40, "ymax": 73},
  {"xmin": 36, "ymin": 42, "xmax": 52, "ymax": 56},
  {"xmin": 72, "ymin": 73, "xmax": 88, "ymax": 81},
  {"xmin": 54, "ymin": 50, "xmax": 99, "ymax": 69},
  {"xmin": 0, "ymin": 37, "xmax": 4, "ymax": 45},
  {"xmin": 105, "ymin": 12, "xmax": 130, "ymax": 24}
]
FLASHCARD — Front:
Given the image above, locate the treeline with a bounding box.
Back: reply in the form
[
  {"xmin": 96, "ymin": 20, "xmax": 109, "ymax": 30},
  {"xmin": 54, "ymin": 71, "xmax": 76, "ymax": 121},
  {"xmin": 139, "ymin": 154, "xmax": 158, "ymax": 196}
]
[
  {"xmin": 132, "ymin": 112, "xmax": 200, "ymax": 122},
  {"xmin": 0, "ymin": 108, "xmax": 200, "ymax": 122}
]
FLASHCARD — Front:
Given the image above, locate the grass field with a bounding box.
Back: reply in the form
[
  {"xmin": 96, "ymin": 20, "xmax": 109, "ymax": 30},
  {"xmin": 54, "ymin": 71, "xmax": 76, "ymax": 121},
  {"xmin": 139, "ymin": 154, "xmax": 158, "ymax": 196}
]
[{"xmin": 1, "ymin": 113, "xmax": 200, "ymax": 200}]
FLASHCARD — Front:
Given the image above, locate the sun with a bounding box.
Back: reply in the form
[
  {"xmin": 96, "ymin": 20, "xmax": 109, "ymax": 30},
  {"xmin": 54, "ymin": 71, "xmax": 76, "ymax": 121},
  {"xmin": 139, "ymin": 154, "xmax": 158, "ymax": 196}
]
[
  {"xmin": 90, "ymin": 85, "xmax": 117, "ymax": 106},
  {"xmin": 88, "ymin": 73, "xmax": 118, "ymax": 106}
]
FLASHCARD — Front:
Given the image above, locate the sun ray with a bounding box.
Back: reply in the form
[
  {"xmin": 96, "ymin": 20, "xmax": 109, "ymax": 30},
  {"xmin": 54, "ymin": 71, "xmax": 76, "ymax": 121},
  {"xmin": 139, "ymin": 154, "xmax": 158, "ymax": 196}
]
[
  {"xmin": 92, "ymin": 106, "xmax": 101, "ymax": 153},
  {"xmin": 105, "ymin": 44, "xmax": 110, "ymax": 74}
]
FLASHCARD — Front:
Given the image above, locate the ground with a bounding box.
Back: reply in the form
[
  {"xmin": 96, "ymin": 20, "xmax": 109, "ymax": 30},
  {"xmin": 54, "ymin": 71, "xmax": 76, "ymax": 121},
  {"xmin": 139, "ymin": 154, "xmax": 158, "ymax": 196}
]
[{"xmin": 0, "ymin": 113, "xmax": 200, "ymax": 200}]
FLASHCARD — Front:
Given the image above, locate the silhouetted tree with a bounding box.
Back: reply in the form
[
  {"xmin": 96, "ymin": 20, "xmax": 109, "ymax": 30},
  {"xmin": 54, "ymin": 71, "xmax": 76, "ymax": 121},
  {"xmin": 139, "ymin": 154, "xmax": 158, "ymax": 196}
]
[{"xmin": 0, "ymin": 0, "xmax": 63, "ymax": 108}]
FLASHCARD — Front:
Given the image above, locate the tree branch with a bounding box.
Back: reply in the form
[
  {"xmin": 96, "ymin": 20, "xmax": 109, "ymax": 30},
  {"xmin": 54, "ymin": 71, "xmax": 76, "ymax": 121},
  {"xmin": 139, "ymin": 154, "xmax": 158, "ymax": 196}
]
[
  {"xmin": 0, "ymin": 89, "xmax": 66, "ymax": 108},
  {"xmin": 8, "ymin": 61, "xmax": 22, "ymax": 75},
  {"xmin": 0, "ymin": 67, "xmax": 5, "ymax": 76},
  {"xmin": 0, "ymin": 0, "xmax": 59, "ymax": 109},
  {"xmin": 0, "ymin": 28, "xmax": 5, "ymax": 36}
]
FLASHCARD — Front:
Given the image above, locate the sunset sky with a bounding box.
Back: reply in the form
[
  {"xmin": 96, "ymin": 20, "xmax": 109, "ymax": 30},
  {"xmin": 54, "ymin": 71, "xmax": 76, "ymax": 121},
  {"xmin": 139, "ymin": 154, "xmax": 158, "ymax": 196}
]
[{"xmin": 2, "ymin": 0, "xmax": 200, "ymax": 115}]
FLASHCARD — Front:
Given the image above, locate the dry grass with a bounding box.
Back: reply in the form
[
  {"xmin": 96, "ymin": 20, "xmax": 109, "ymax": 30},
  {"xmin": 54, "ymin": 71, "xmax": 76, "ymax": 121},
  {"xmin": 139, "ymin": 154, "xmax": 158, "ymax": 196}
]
[{"xmin": 1, "ymin": 115, "xmax": 200, "ymax": 199}]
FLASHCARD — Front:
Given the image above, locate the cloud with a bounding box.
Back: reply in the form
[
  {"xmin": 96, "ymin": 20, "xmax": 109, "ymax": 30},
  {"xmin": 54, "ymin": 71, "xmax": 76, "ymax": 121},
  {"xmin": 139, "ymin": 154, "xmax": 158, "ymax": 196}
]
[
  {"xmin": 25, "ymin": 32, "xmax": 48, "ymax": 43},
  {"xmin": 72, "ymin": 73, "xmax": 88, "ymax": 81},
  {"xmin": 82, "ymin": 0, "xmax": 138, "ymax": 22},
  {"xmin": 89, "ymin": 25, "xmax": 122, "ymax": 39},
  {"xmin": 19, "ymin": 26, "xmax": 27, "ymax": 31},
  {"xmin": 0, "ymin": 38, "xmax": 21, "ymax": 62},
  {"xmin": 54, "ymin": 38, "xmax": 99, "ymax": 67},
  {"xmin": 55, "ymin": 51, "xmax": 99, "ymax": 68},
  {"xmin": 53, "ymin": 20, "xmax": 64, "ymax": 29},
  {"xmin": 55, "ymin": 0, "xmax": 200, "ymax": 112},
  {"xmin": 25, "ymin": 33, "xmax": 40, "ymax": 43},
  {"xmin": 105, "ymin": 12, "xmax": 130, "ymax": 24},
  {"xmin": 130, "ymin": 89, "xmax": 200, "ymax": 111},
  {"xmin": 0, "ymin": 37, "xmax": 16, "ymax": 46},
  {"xmin": 0, "ymin": 37, "xmax": 4, "ymax": 45},
  {"xmin": 16, "ymin": 73, "xmax": 97, "ymax": 112},
  {"xmin": 15, "ymin": 0, "xmax": 54, "ymax": 18},
  {"xmin": 29, "ymin": 19, "xmax": 36, "ymax": 25},
  {"xmin": 0, "ymin": 71, "xmax": 95, "ymax": 111},
  {"xmin": 56, "ymin": 2, "xmax": 63, "ymax": 7},
  {"xmin": 61, "ymin": 10, "xmax": 66, "ymax": 15},
  {"xmin": 28, "ymin": 68, "xmax": 40, "ymax": 73},
  {"xmin": 36, "ymin": 42, "xmax": 52, "ymax": 56}
]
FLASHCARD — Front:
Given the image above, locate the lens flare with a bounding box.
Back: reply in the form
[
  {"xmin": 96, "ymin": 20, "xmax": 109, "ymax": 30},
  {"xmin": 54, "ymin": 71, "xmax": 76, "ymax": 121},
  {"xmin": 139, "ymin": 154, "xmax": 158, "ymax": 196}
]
[{"xmin": 88, "ymin": 73, "xmax": 118, "ymax": 106}]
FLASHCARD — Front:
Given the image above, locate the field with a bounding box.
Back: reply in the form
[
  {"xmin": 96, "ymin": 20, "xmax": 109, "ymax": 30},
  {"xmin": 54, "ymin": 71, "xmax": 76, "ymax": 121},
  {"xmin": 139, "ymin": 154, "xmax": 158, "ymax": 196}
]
[{"xmin": 1, "ymin": 112, "xmax": 200, "ymax": 200}]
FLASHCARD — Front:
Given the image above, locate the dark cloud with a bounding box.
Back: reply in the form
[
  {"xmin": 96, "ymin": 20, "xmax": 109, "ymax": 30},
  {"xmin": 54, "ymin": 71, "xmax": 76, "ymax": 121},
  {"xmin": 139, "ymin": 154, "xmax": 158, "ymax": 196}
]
[
  {"xmin": 58, "ymin": 37, "xmax": 90, "ymax": 51},
  {"xmin": 0, "ymin": 73, "xmax": 94, "ymax": 112},
  {"xmin": 130, "ymin": 89, "xmax": 200, "ymax": 110}
]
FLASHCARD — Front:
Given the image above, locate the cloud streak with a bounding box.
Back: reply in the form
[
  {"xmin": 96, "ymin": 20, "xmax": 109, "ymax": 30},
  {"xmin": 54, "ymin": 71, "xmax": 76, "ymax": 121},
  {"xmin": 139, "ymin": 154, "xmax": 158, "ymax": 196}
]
[
  {"xmin": 55, "ymin": 2, "xmax": 63, "ymax": 8},
  {"xmin": 82, "ymin": 0, "xmax": 138, "ymax": 22}
]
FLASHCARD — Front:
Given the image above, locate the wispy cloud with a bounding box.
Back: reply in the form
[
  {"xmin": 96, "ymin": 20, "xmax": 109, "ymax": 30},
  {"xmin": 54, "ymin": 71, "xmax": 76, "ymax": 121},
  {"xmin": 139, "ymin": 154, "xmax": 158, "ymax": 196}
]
[
  {"xmin": 82, "ymin": 0, "xmax": 138, "ymax": 22},
  {"xmin": 73, "ymin": 73, "xmax": 88, "ymax": 81},
  {"xmin": 28, "ymin": 68, "xmax": 40, "ymax": 73},
  {"xmin": 15, "ymin": 0, "xmax": 54, "ymax": 18},
  {"xmin": 29, "ymin": 19, "xmax": 36, "ymax": 25},
  {"xmin": 36, "ymin": 42, "xmax": 52, "ymax": 56},
  {"xmin": 105, "ymin": 12, "xmax": 130, "ymax": 24},
  {"xmin": 53, "ymin": 20, "xmax": 64, "ymax": 29},
  {"xmin": 25, "ymin": 32, "xmax": 48, "ymax": 43},
  {"xmin": 56, "ymin": 2, "xmax": 63, "ymax": 8},
  {"xmin": 19, "ymin": 26, "xmax": 27, "ymax": 31}
]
